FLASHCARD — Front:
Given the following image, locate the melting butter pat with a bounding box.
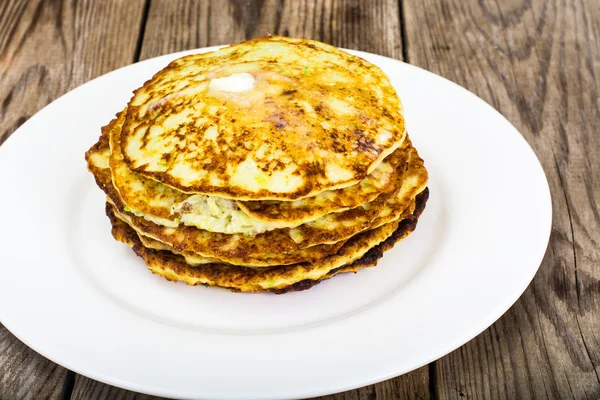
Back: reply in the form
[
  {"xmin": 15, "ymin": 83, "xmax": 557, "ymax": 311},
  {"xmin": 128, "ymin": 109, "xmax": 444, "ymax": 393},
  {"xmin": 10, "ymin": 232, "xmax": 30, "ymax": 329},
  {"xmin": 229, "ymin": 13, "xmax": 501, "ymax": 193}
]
[{"xmin": 209, "ymin": 73, "xmax": 255, "ymax": 93}]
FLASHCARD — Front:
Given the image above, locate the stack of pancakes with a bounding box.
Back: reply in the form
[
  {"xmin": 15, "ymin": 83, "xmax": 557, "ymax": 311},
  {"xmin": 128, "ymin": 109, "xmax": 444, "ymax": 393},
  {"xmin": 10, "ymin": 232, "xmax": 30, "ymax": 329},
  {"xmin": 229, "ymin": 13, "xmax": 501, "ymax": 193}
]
[{"xmin": 85, "ymin": 36, "xmax": 428, "ymax": 293}]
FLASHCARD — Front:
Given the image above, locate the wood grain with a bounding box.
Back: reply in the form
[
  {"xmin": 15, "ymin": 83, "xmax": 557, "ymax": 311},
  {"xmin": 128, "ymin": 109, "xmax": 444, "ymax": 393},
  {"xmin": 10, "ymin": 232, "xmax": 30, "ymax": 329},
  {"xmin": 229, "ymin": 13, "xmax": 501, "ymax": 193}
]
[
  {"xmin": 0, "ymin": 0, "xmax": 147, "ymax": 398},
  {"xmin": 138, "ymin": 0, "xmax": 402, "ymax": 60},
  {"xmin": 312, "ymin": 366, "xmax": 431, "ymax": 400},
  {"xmin": 404, "ymin": 0, "xmax": 600, "ymax": 398},
  {"xmin": 71, "ymin": 375, "xmax": 163, "ymax": 400},
  {"xmin": 0, "ymin": 324, "xmax": 68, "ymax": 400},
  {"xmin": 0, "ymin": 0, "xmax": 146, "ymax": 145}
]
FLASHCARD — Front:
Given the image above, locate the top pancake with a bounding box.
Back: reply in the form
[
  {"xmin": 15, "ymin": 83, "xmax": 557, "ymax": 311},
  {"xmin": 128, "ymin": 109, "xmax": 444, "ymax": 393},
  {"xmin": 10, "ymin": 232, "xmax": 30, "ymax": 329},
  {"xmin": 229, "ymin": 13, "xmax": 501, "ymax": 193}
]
[{"xmin": 120, "ymin": 36, "xmax": 406, "ymax": 200}]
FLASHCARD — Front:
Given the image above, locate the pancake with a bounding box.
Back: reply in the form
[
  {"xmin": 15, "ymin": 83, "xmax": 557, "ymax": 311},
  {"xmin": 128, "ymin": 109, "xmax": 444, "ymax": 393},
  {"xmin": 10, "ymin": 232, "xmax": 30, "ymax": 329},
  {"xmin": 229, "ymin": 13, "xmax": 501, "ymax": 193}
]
[
  {"xmin": 285, "ymin": 146, "xmax": 427, "ymax": 245},
  {"xmin": 109, "ymin": 112, "xmax": 186, "ymax": 228},
  {"xmin": 108, "ymin": 110, "xmax": 409, "ymax": 233},
  {"xmin": 177, "ymin": 142, "xmax": 406, "ymax": 228},
  {"xmin": 120, "ymin": 36, "xmax": 406, "ymax": 200},
  {"xmin": 106, "ymin": 188, "xmax": 428, "ymax": 293},
  {"xmin": 236, "ymin": 149, "xmax": 397, "ymax": 223},
  {"xmin": 117, "ymin": 198, "xmax": 416, "ymax": 268},
  {"xmin": 90, "ymin": 148, "xmax": 353, "ymax": 267},
  {"xmin": 109, "ymin": 203, "xmax": 348, "ymax": 267},
  {"xmin": 87, "ymin": 131, "xmax": 427, "ymax": 263}
]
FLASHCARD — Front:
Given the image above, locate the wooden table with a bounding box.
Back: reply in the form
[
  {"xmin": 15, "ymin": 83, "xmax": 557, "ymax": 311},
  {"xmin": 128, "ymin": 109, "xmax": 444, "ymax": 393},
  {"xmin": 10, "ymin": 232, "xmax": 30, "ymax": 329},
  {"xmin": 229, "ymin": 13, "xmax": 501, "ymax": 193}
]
[{"xmin": 1, "ymin": 1, "xmax": 598, "ymax": 399}]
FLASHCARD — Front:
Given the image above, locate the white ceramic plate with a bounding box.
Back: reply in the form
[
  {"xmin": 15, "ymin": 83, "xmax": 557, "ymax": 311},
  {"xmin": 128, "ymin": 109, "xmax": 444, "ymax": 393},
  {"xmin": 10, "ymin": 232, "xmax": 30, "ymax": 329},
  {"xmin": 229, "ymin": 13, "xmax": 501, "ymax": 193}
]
[{"xmin": 0, "ymin": 47, "xmax": 551, "ymax": 400}]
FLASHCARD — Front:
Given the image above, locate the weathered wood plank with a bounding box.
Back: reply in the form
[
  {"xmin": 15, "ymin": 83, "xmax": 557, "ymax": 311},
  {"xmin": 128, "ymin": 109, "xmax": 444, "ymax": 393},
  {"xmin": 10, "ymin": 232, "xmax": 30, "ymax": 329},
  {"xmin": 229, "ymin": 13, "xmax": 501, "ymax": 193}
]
[
  {"xmin": 0, "ymin": 0, "xmax": 147, "ymax": 398},
  {"xmin": 403, "ymin": 0, "xmax": 600, "ymax": 398},
  {"xmin": 0, "ymin": 0, "xmax": 147, "ymax": 145},
  {"xmin": 309, "ymin": 366, "xmax": 430, "ymax": 399},
  {"xmin": 314, "ymin": 366, "xmax": 430, "ymax": 400},
  {"xmin": 138, "ymin": 0, "xmax": 403, "ymax": 60},
  {"xmin": 70, "ymin": 1, "xmax": 430, "ymax": 399},
  {"xmin": 71, "ymin": 375, "xmax": 163, "ymax": 400},
  {"xmin": 0, "ymin": 324, "xmax": 68, "ymax": 400}
]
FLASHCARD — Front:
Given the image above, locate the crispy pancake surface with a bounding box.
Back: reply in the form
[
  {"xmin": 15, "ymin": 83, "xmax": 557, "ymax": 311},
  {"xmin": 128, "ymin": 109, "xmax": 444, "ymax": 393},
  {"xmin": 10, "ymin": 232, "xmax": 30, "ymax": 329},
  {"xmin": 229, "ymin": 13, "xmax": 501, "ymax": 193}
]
[
  {"xmin": 235, "ymin": 145, "xmax": 404, "ymax": 224},
  {"xmin": 107, "ymin": 189, "xmax": 428, "ymax": 293},
  {"xmin": 109, "ymin": 112, "xmax": 186, "ymax": 228},
  {"xmin": 87, "ymin": 131, "xmax": 427, "ymax": 263},
  {"xmin": 120, "ymin": 36, "xmax": 406, "ymax": 200},
  {"xmin": 116, "ymin": 198, "xmax": 415, "ymax": 268}
]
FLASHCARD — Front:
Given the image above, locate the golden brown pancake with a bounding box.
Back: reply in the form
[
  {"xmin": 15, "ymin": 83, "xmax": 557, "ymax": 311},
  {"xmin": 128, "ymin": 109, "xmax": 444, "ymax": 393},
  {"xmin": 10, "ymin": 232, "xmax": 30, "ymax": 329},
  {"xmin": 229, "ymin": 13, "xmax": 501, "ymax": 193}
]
[
  {"xmin": 118, "ymin": 197, "xmax": 416, "ymax": 268},
  {"xmin": 120, "ymin": 36, "xmax": 406, "ymax": 200},
  {"xmin": 235, "ymin": 145, "xmax": 404, "ymax": 224},
  {"xmin": 108, "ymin": 203, "xmax": 348, "ymax": 267}
]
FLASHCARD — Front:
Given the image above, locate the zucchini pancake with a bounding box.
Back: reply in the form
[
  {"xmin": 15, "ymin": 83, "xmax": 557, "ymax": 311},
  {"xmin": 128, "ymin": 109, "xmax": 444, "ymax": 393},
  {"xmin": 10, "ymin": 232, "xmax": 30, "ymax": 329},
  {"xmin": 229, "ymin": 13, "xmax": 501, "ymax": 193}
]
[{"xmin": 86, "ymin": 36, "xmax": 429, "ymax": 293}]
